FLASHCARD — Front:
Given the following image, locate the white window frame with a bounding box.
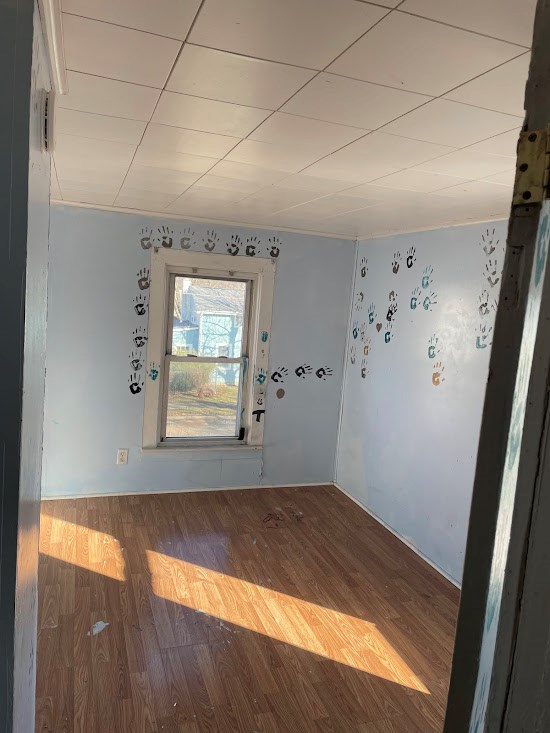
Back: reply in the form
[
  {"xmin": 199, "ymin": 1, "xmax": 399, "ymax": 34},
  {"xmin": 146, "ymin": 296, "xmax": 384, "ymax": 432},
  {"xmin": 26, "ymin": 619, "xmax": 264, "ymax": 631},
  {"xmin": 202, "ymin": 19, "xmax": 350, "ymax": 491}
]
[{"xmin": 143, "ymin": 249, "xmax": 275, "ymax": 449}]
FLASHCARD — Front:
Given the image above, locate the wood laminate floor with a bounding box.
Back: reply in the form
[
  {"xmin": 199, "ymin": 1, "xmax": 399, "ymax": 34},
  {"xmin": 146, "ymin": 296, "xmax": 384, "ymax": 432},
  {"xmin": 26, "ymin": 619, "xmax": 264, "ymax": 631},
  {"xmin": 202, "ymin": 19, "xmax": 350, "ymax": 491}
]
[{"xmin": 36, "ymin": 485, "xmax": 459, "ymax": 732}]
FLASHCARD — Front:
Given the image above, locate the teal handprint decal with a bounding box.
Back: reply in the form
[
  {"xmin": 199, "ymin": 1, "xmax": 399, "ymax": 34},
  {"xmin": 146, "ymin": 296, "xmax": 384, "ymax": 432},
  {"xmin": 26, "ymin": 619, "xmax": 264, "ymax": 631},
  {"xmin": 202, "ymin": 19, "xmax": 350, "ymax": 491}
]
[
  {"xmin": 476, "ymin": 323, "xmax": 493, "ymax": 350},
  {"xmin": 428, "ymin": 334, "xmax": 440, "ymax": 360},
  {"xmin": 256, "ymin": 368, "xmax": 267, "ymax": 385},
  {"xmin": 423, "ymin": 291, "xmax": 437, "ymax": 311},
  {"xmin": 384, "ymin": 323, "xmax": 393, "ymax": 344},
  {"xmin": 410, "ymin": 287, "xmax": 421, "ymax": 310},
  {"xmin": 422, "ymin": 265, "xmax": 433, "ymax": 289},
  {"xmin": 148, "ymin": 362, "xmax": 159, "ymax": 381},
  {"xmin": 367, "ymin": 303, "xmax": 376, "ymax": 324},
  {"xmin": 352, "ymin": 321, "xmax": 359, "ymax": 339}
]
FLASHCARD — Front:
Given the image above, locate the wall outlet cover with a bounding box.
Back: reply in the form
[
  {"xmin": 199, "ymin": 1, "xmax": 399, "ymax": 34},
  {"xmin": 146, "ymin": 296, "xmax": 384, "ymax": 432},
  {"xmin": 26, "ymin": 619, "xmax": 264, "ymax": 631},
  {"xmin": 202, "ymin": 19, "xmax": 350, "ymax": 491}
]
[{"xmin": 117, "ymin": 449, "xmax": 129, "ymax": 465}]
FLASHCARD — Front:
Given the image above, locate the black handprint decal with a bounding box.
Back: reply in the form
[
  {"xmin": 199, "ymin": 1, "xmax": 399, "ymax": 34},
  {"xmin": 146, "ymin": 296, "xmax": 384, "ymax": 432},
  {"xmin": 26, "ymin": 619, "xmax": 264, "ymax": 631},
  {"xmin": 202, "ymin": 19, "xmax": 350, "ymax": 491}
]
[
  {"xmin": 203, "ymin": 229, "xmax": 219, "ymax": 252},
  {"xmin": 360, "ymin": 322, "xmax": 367, "ymax": 341},
  {"xmin": 128, "ymin": 373, "xmax": 144, "ymax": 395},
  {"xmin": 478, "ymin": 290, "xmax": 490, "ymax": 317},
  {"xmin": 133, "ymin": 294, "xmax": 148, "ymax": 316},
  {"xmin": 226, "ymin": 234, "xmax": 241, "ymax": 256},
  {"xmin": 360, "ymin": 257, "xmax": 368, "ymax": 278},
  {"xmin": 180, "ymin": 227, "xmax": 194, "ymax": 250},
  {"xmin": 295, "ymin": 364, "xmax": 313, "ymax": 378},
  {"xmin": 481, "ymin": 227, "xmax": 498, "ymax": 256},
  {"xmin": 271, "ymin": 367, "xmax": 289, "ymax": 383},
  {"xmin": 392, "ymin": 252, "xmax": 401, "ymax": 274},
  {"xmin": 246, "ymin": 236, "xmax": 259, "ymax": 257},
  {"xmin": 485, "ymin": 260, "xmax": 500, "ymax": 288},
  {"xmin": 137, "ymin": 268, "xmax": 150, "ymax": 291},
  {"xmin": 355, "ymin": 291, "xmax": 365, "ymax": 311},
  {"xmin": 315, "ymin": 366, "xmax": 333, "ymax": 380},
  {"xmin": 350, "ymin": 345, "xmax": 357, "ymax": 364},
  {"xmin": 268, "ymin": 236, "xmax": 281, "ymax": 258},
  {"xmin": 132, "ymin": 328, "xmax": 148, "ymax": 348},
  {"xmin": 140, "ymin": 227, "xmax": 153, "ymax": 250},
  {"xmin": 361, "ymin": 359, "xmax": 368, "ymax": 379},
  {"xmin": 386, "ymin": 302, "xmax": 398, "ymax": 322},
  {"xmin": 157, "ymin": 225, "xmax": 173, "ymax": 249},
  {"xmin": 129, "ymin": 351, "xmax": 143, "ymax": 371},
  {"xmin": 406, "ymin": 246, "xmax": 416, "ymax": 269}
]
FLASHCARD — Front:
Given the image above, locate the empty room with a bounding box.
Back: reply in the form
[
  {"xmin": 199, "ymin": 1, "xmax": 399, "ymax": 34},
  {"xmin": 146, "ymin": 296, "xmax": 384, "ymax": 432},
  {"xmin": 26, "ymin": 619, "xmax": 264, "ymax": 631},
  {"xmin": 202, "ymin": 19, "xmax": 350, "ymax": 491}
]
[{"xmin": 4, "ymin": 0, "xmax": 550, "ymax": 731}]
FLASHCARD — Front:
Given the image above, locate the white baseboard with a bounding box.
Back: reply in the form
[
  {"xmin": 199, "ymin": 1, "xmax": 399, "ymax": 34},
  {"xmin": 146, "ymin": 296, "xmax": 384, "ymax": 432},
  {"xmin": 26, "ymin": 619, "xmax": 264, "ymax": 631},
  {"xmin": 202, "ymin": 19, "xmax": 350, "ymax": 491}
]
[
  {"xmin": 40, "ymin": 481, "xmax": 331, "ymax": 501},
  {"xmin": 333, "ymin": 482, "xmax": 461, "ymax": 589}
]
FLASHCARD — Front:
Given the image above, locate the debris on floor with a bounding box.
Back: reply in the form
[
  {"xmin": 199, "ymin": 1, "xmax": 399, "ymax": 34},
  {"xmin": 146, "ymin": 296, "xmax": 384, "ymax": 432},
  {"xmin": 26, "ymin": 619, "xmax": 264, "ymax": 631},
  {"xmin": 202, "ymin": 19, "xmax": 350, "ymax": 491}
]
[{"xmin": 87, "ymin": 620, "xmax": 109, "ymax": 636}]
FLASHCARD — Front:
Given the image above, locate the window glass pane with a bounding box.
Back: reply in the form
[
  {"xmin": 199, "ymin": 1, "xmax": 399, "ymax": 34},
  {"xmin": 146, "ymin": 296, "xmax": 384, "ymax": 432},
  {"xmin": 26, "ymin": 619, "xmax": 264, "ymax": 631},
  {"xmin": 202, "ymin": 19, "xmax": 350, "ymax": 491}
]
[
  {"xmin": 172, "ymin": 276, "xmax": 247, "ymax": 357},
  {"xmin": 165, "ymin": 361, "xmax": 241, "ymax": 439}
]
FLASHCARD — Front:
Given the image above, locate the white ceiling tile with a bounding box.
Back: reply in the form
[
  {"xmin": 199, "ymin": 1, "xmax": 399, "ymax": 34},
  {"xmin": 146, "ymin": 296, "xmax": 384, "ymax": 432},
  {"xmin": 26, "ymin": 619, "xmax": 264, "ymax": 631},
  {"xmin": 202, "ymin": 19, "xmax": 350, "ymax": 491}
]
[
  {"xmin": 152, "ymin": 91, "xmax": 271, "ymax": 137},
  {"xmin": 273, "ymin": 174, "xmax": 355, "ymax": 194},
  {"xmin": 133, "ymin": 147, "xmax": 217, "ymax": 174},
  {"xmin": 371, "ymin": 169, "xmax": 469, "ymax": 192},
  {"xmin": 416, "ymin": 149, "xmax": 516, "ymax": 179},
  {"xmin": 60, "ymin": 189, "xmax": 117, "ymax": 206},
  {"xmin": 328, "ymin": 12, "xmax": 524, "ymax": 96},
  {"xmin": 208, "ymin": 161, "xmax": 288, "ymax": 186},
  {"xmin": 381, "ymin": 99, "xmax": 522, "ymax": 147},
  {"xmin": 62, "ymin": 0, "xmax": 202, "ymax": 40},
  {"xmin": 246, "ymin": 186, "xmax": 322, "ymax": 210},
  {"xmin": 482, "ymin": 169, "xmax": 516, "ymax": 186},
  {"xmin": 399, "ymin": 0, "xmax": 536, "ymax": 46},
  {"xmin": 167, "ymin": 44, "xmax": 316, "ymax": 110},
  {"xmin": 445, "ymin": 54, "xmax": 530, "ymax": 116},
  {"xmin": 59, "ymin": 71, "xmax": 160, "ymax": 121},
  {"xmin": 282, "ymin": 73, "xmax": 430, "ymax": 130},
  {"xmin": 54, "ymin": 134, "xmax": 136, "ymax": 185},
  {"xmin": 433, "ymin": 180, "xmax": 513, "ymax": 206},
  {"xmin": 165, "ymin": 193, "xmax": 234, "ymax": 218},
  {"xmin": 197, "ymin": 173, "xmax": 263, "ymax": 195},
  {"xmin": 114, "ymin": 188, "xmax": 178, "ymax": 210},
  {"xmin": 225, "ymin": 140, "xmax": 327, "ymax": 173},
  {"xmin": 62, "ymin": 14, "xmax": 181, "ymax": 88},
  {"xmin": 303, "ymin": 132, "xmax": 453, "ymax": 182},
  {"xmin": 140, "ymin": 123, "xmax": 239, "ymax": 158},
  {"xmin": 183, "ymin": 185, "xmax": 249, "ymax": 203},
  {"xmin": 249, "ymin": 112, "xmax": 366, "ymax": 151},
  {"xmin": 281, "ymin": 193, "xmax": 379, "ymax": 218},
  {"xmin": 56, "ymin": 108, "xmax": 146, "ymax": 144},
  {"xmin": 124, "ymin": 163, "xmax": 200, "ymax": 194},
  {"xmin": 343, "ymin": 183, "xmax": 431, "ymax": 206},
  {"xmin": 188, "ymin": 0, "xmax": 387, "ymax": 69},
  {"xmin": 466, "ymin": 129, "xmax": 520, "ymax": 158}
]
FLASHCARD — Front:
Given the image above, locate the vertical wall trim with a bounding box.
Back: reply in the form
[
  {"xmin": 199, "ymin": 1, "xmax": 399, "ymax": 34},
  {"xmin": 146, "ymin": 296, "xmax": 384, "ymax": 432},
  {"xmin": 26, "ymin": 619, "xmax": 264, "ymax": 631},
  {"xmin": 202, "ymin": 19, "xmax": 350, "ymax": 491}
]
[{"xmin": 334, "ymin": 238, "xmax": 359, "ymax": 483}]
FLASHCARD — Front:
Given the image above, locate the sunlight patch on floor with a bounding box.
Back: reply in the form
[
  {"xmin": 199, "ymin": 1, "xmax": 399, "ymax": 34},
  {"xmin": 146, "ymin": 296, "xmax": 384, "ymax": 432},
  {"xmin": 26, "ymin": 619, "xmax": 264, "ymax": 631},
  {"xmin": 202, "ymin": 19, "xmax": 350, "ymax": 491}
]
[{"xmin": 146, "ymin": 549, "xmax": 429, "ymax": 693}]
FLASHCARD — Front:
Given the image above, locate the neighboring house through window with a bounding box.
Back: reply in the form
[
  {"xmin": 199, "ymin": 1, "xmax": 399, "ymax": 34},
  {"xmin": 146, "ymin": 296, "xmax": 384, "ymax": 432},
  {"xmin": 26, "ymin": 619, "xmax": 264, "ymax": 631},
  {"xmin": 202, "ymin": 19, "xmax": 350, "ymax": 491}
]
[{"xmin": 143, "ymin": 249, "xmax": 275, "ymax": 448}]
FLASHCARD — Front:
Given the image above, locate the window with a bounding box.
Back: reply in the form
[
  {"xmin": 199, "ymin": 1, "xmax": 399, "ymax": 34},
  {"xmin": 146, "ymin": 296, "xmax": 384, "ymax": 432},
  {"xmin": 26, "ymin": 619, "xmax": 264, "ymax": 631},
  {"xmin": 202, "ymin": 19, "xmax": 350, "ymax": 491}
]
[{"xmin": 143, "ymin": 249, "xmax": 275, "ymax": 449}]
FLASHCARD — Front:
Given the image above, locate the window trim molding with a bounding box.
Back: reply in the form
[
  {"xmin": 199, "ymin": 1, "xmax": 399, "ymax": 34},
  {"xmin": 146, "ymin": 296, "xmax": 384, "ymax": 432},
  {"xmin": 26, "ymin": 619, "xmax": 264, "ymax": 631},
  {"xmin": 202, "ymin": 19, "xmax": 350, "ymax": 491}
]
[{"xmin": 143, "ymin": 249, "xmax": 275, "ymax": 449}]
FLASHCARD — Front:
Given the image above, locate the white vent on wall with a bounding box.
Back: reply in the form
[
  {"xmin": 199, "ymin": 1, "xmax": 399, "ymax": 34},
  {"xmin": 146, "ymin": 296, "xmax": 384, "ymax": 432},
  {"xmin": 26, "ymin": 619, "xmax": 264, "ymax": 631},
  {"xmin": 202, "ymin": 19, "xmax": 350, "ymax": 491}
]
[{"xmin": 41, "ymin": 91, "xmax": 56, "ymax": 153}]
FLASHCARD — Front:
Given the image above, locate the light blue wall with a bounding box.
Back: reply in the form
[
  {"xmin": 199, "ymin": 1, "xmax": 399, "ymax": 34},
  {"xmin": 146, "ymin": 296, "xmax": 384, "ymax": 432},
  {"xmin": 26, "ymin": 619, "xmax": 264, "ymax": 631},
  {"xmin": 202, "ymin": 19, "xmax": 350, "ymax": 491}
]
[
  {"xmin": 43, "ymin": 205, "xmax": 354, "ymax": 497},
  {"xmin": 336, "ymin": 221, "xmax": 506, "ymax": 584}
]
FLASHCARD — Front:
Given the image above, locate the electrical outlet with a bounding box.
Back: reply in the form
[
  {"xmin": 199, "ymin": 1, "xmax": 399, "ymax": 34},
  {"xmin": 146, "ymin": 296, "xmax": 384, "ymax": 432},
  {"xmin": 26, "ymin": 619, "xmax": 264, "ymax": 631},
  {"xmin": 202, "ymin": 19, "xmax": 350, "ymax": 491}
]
[{"xmin": 117, "ymin": 449, "xmax": 128, "ymax": 465}]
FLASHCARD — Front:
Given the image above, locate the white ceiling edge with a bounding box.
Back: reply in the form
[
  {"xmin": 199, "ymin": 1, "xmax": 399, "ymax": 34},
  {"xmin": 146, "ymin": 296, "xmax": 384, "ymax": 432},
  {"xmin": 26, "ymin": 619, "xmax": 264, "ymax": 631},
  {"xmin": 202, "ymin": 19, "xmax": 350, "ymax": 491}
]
[
  {"xmin": 361, "ymin": 213, "xmax": 509, "ymax": 242},
  {"xmin": 49, "ymin": 199, "xmax": 358, "ymax": 240},
  {"xmin": 50, "ymin": 198, "xmax": 509, "ymax": 243}
]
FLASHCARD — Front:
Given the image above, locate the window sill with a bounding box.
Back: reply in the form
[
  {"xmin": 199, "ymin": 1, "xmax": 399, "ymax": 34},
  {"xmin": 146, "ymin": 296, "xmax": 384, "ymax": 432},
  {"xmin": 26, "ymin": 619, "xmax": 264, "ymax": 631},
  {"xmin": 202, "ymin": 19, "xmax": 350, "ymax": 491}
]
[{"xmin": 140, "ymin": 444, "xmax": 262, "ymax": 461}]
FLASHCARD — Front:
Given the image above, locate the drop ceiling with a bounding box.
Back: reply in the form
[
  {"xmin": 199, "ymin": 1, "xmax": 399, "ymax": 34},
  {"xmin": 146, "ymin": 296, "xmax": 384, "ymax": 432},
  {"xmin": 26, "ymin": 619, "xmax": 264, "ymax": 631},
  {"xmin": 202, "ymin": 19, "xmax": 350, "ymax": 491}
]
[{"xmin": 51, "ymin": 0, "xmax": 536, "ymax": 239}]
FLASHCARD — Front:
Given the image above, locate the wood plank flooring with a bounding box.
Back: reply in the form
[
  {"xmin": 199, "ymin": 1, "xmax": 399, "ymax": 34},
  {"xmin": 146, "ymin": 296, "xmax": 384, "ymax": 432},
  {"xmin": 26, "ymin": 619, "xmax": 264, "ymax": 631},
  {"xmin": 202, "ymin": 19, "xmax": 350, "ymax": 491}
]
[{"xmin": 36, "ymin": 485, "xmax": 459, "ymax": 732}]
